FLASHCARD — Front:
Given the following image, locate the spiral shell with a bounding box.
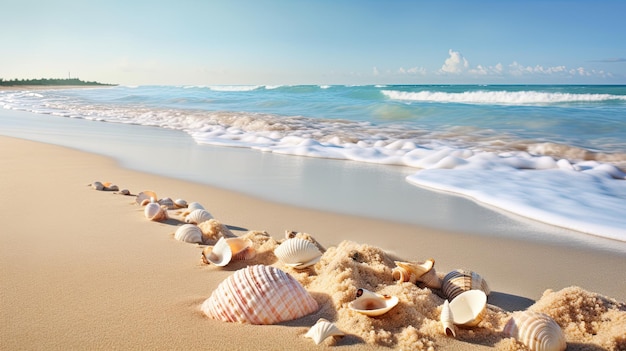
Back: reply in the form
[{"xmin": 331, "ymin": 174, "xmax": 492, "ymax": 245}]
[
  {"xmin": 185, "ymin": 209, "xmax": 213, "ymax": 225},
  {"xmin": 201, "ymin": 265, "xmax": 319, "ymax": 324},
  {"xmin": 348, "ymin": 288, "xmax": 399, "ymax": 317},
  {"xmin": 504, "ymin": 311, "xmax": 566, "ymax": 351},
  {"xmin": 393, "ymin": 258, "xmax": 441, "ymax": 288},
  {"xmin": 440, "ymin": 299, "xmax": 457, "ymax": 337},
  {"xmin": 144, "ymin": 202, "xmax": 168, "ymax": 222},
  {"xmin": 305, "ymin": 318, "xmax": 344, "ymax": 345},
  {"xmin": 448, "ymin": 289, "xmax": 487, "ymax": 327},
  {"xmin": 441, "ymin": 269, "xmax": 490, "ymax": 301},
  {"xmin": 174, "ymin": 224, "xmax": 203, "ymax": 244},
  {"xmin": 274, "ymin": 237, "xmax": 322, "ymax": 269}
]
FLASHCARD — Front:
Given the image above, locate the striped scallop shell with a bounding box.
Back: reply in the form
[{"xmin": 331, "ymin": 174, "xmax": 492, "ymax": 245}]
[
  {"xmin": 274, "ymin": 238, "xmax": 322, "ymax": 269},
  {"xmin": 441, "ymin": 269, "xmax": 490, "ymax": 301},
  {"xmin": 144, "ymin": 202, "xmax": 168, "ymax": 222},
  {"xmin": 305, "ymin": 318, "xmax": 344, "ymax": 345},
  {"xmin": 174, "ymin": 224, "xmax": 203, "ymax": 244},
  {"xmin": 201, "ymin": 265, "xmax": 319, "ymax": 324},
  {"xmin": 185, "ymin": 209, "xmax": 213, "ymax": 225},
  {"xmin": 504, "ymin": 311, "xmax": 566, "ymax": 351}
]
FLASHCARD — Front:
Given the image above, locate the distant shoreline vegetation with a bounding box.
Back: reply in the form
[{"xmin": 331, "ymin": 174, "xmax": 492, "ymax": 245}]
[{"xmin": 0, "ymin": 78, "xmax": 116, "ymax": 86}]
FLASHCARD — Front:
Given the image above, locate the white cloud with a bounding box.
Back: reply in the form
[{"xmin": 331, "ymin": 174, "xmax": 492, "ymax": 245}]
[
  {"xmin": 440, "ymin": 49, "xmax": 469, "ymax": 74},
  {"xmin": 398, "ymin": 66, "xmax": 427, "ymax": 75},
  {"xmin": 372, "ymin": 67, "xmax": 380, "ymax": 76}
]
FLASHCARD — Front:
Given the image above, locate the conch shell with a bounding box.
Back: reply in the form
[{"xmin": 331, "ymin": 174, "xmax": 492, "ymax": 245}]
[
  {"xmin": 305, "ymin": 318, "xmax": 344, "ymax": 345},
  {"xmin": 174, "ymin": 224, "xmax": 203, "ymax": 244},
  {"xmin": 274, "ymin": 237, "xmax": 322, "ymax": 269},
  {"xmin": 144, "ymin": 202, "xmax": 168, "ymax": 222},
  {"xmin": 348, "ymin": 288, "xmax": 399, "ymax": 317},
  {"xmin": 201, "ymin": 265, "xmax": 319, "ymax": 324},
  {"xmin": 392, "ymin": 258, "xmax": 441, "ymax": 288},
  {"xmin": 448, "ymin": 289, "xmax": 487, "ymax": 327},
  {"xmin": 440, "ymin": 299, "xmax": 457, "ymax": 337},
  {"xmin": 504, "ymin": 311, "xmax": 566, "ymax": 351},
  {"xmin": 201, "ymin": 237, "xmax": 256, "ymax": 265},
  {"xmin": 441, "ymin": 269, "xmax": 490, "ymax": 301}
]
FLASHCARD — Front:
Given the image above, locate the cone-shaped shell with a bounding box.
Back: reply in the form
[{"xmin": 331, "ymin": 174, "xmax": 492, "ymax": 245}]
[
  {"xmin": 202, "ymin": 237, "xmax": 233, "ymax": 266},
  {"xmin": 174, "ymin": 224, "xmax": 203, "ymax": 244},
  {"xmin": 348, "ymin": 288, "xmax": 399, "ymax": 317},
  {"xmin": 504, "ymin": 311, "xmax": 566, "ymax": 351},
  {"xmin": 144, "ymin": 202, "xmax": 168, "ymax": 222},
  {"xmin": 448, "ymin": 290, "xmax": 487, "ymax": 327},
  {"xmin": 305, "ymin": 318, "xmax": 344, "ymax": 345},
  {"xmin": 201, "ymin": 265, "xmax": 319, "ymax": 325},
  {"xmin": 442, "ymin": 269, "xmax": 490, "ymax": 301},
  {"xmin": 185, "ymin": 209, "xmax": 213, "ymax": 225},
  {"xmin": 440, "ymin": 300, "xmax": 457, "ymax": 337},
  {"xmin": 274, "ymin": 237, "xmax": 322, "ymax": 269},
  {"xmin": 136, "ymin": 191, "xmax": 157, "ymax": 205}
]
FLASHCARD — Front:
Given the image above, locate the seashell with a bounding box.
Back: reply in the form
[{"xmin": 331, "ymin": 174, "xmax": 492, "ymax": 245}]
[
  {"xmin": 136, "ymin": 191, "xmax": 157, "ymax": 205},
  {"xmin": 185, "ymin": 209, "xmax": 213, "ymax": 225},
  {"xmin": 144, "ymin": 202, "xmax": 168, "ymax": 221},
  {"xmin": 201, "ymin": 265, "xmax": 319, "ymax": 324},
  {"xmin": 174, "ymin": 198, "xmax": 188, "ymax": 208},
  {"xmin": 119, "ymin": 188, "xmax": 131, "ymax": 196},
  {"xmin": 182, "ymin": 201, "xmax": 205, "ymax": 216},
  {"xmin": 174, "ymin": 224, "xmax": 203, "ymax": 244},
  {"xmin": 441, "ymin": 269, "xmax": 490, "ymax": 301},
  {"xmin": 393, "ymin": 258, "xmax": 441, "ymax": 288},
  {"xmin": 348, "ymin": 288, "xmax": 399, "ymax": 317},
  {"xmin": 158, "ymin": 197, "xmax": 175, "ymax": 209},
  {"xmin": 285, "ymin": 230, "xmax": 297, "ymax": 239},
  {"xmin": 274, "ymin": 237, "xmax": 322, "ymax": 269},
  {"xmin": 104, "ymin": 183, "xmax": 119, "ymax": 191},
  {"xmin": 448, "ymin": 289, "xmax": 487, "ymax": 327},
  {"xmin": 440, "ymin": 299, "xmax": 457, "ymax": 337},
  {"xmin": 305, "ymin": 318, "xmax": 344, "ymax": 345},
  {"xmin": 91, "ymin": 181, "xmax": 104, "ymax": 191},
  {"xmin": 201, "ymin": 237, "xmax": 233, "ymax": 266},
  {"xmin": 227, "ymin": 237, "xmax": 256, "ymax": 261},
  {"xmin": 504, "ymin": 311, "xmax": 566, "ymax": 351}
]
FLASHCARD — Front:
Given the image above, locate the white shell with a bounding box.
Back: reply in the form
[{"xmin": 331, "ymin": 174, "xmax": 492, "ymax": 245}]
[
  {"xmin": 187, "ymin": 201, "xmax": 205, "ymax": 212},
  {"xmin": 348, "ymin": 288, "xmax": 399, "ymax": 317},
  {"xmin": 201, "ymin": 265, "xmax": 319, "ymax": 324},
  {"xmin": 158, "ymin": 197, "xmax": 175, "ymax": 209},
  {"xmin": 442, "ymin": 269, "xmax": 490, "ymax": 301},
  {"xmin": 393, "ymin": 259, "xmax": 441, "ymax": 288},
  {"xmin": 185, "ymin": 209, "xmax": 213, "ymax": 225},
  {"xmin": 448, "ymin": 289, "xmax": 487, "ymax": 327},
  {"xmin": 227, "ymin": 237, "xmax": 256, "ymax": 261},
  {"xmin": 440, "ymin": 299, "xmax": 457, "ymax": 337},
  {"xmin": 202, "ymin": 237, "xmax": 233, "ymax": 266},
  {"xmin": 504, "ymin": 311, "xmax": 566, "ymax": 351},
  {"xmin": 144, "ymin": 202, "xmax": 168, "ymax": 221},
  {"xmin": 174, "ymin": 224, "xmax": 203, "ymax": 244},
  {"xmin": 174, "ymin": 198, "xmax": 188, "ymax": 208},
  {"xmin": 305, "ymin": 318, "xmax": 344, "ymax": 345},
  {"xmin": 274, "ymin": 238, "xmax": 322, "ymax": 269},
  {"xmin": 136, "ymin": 191, "xmax": 157, "ymax": 205}
]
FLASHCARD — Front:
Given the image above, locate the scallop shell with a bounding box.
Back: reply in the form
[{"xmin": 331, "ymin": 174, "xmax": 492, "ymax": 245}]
[
  {"xmin": 174, "ymin": 198, "xmax": 188, "ymax": 208},
  {"xmin": 393, "ymin": 258, "xmax": 441, "ymax": 288},
  {"xmin": 201, "ymin": 237, "xmax": 233, "ymax": 266},
  {"xmin": 305, "ymin": 318, "xmax": 344, "ymax": 345},
  {"xmin": 440, "ymin": 299, "xmax": 457, "ymax": 337},
  {"xmin": 274, "ymin": 237, "xmax": 322, "ymax": 269},
  {"xmin": 136, "ymin": 190, "xmax": 157, "ymax": 205},
  {"xmin": 185, "ymin": 209, "xmax": 213, "ymax": 225},
  {"xmin": 448, "ymin": 289, "xmax": 487, "ymax": 327},
  {"xmin": 348, "ymin": 288, "xmax": 399, "ymax": 317},
  {"xmin": 504, "ymin": 311, "xmax": 566, "ymax": 351},
  {"xmin": 174, "ymin": 224, "xmax": 203, "ymax": 244},
  {"xmin": 182, "ymin": 202, "xmax": 205, "ymax": 216},
  {"xmin": 201, "ymin": 265, "xmax": 319, "ymax": 324},
  {"xmin": 144, "ymin": 202, "xmax": 168, "ymax": 222},
  {"xmin": 441, "ymin": 269, "xmax": 490, "ymax": 301}
]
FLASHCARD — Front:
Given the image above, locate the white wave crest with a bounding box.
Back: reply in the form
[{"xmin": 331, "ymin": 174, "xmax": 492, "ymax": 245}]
[{"xmin": 208, "ymin": 85, "xmax": 261, "ymax": 92}]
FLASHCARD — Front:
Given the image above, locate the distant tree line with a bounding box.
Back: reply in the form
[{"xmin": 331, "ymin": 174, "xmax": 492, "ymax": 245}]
[{"xmin": 0, "ymin": 78, "xmax": 115, "ymax": 86}]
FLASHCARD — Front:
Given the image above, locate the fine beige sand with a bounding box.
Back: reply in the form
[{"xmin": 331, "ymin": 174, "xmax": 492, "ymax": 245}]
[{"xmin": 1, "ymin": 136, "xmax": 624, "ymax": 350}]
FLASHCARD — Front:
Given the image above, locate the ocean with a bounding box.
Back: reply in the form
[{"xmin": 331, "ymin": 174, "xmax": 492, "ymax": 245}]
[{"xmin": 1, "ymin": 84, "xmax": 625, "ymax": 244}]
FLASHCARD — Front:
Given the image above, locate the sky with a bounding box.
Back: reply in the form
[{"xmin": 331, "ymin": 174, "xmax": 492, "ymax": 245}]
[{"xmin": 1, "ymin": 0, "xmax": 625, "ymax": 85}]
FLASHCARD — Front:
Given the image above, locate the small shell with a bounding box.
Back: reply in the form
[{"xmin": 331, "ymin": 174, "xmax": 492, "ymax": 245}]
[
  {"xmin": 348, "ymin": 288, "xmax": 399, "ymax": 317},
  {"xmin": 144, "ymin": 202, "xmax": 168, "ymax": 222},
  {"xmin": 504, "ymin": 311, "xmax": 566, "ymax": 351},
  {"xmin": 136, "ymin": 191, "xmax": 157, "ymax": 205},
  {"xmin": 274, "ymin": 237, "xmax": 322, "ymax": 269},
  {"xmin": 440, "ymin": 300, "xmax": 457, "ymax": 337},
  {"xmin": 305, "ymin": 318, "xmax": 344, "ymax": 345},
  {"xmin": 174, "ymin": 198, "xmax": 188, "ymax": 208},
  {"xmin": 104, "ymin": 184, "xmax": 119, "ymax": 191},
  {"xmin": 393, "ymin": 259, "xmax": 441, "ymax": 288},
  {"xmin": 448, "ymin": 289, "xmax": 487, "ymax": 327},
  {"xmin": 158, "ymin": 197, "xmax": 175, "ymax": 209},
  {"xmin": 174, "ymin": 224, "xmax": 203, "ymax": 244},
  {"xmin": 119, "ymin": 189, "xmax": 131, "ymax": 196},
  {"xmin": 182, "ymin": 202, "xmax": 205, "ymax": 216},
  {"xmin": 201, "ymin": 265, "xmax": 319, "ymax": 324},
  {"xmin": 201, "ymin": 237, "xmax": 233, "ymax": 266},
  {"xmin": 227, "ymin": 238, "xmax": 256, "ymax": 261},
  {"xmin": 185, "ymin": 209, "xmax": 213, "ymax": 225},
  {"xmin": 441, "ymin": 269, "xmax": 490, "ymax": 301},
  {"xmin": 91, "ymin": 181, "xmax": 104, "ymax": 191}
]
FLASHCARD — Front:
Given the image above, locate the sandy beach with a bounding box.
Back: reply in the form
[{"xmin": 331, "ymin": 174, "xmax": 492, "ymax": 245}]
[{"xmin": 1, "ymin": 135, "xmax": 625, "ymax": 350}]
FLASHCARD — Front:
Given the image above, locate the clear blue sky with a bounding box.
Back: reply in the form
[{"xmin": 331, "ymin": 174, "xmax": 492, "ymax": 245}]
[{"xmin": 2, "ymin": 0, "xmax": 625, "ymax": 85}]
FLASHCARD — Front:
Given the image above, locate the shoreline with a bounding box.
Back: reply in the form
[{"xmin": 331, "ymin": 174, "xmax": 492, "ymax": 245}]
[{"xmin": 1, "ymin": 135, "xmax": 625, "ymax": 350}]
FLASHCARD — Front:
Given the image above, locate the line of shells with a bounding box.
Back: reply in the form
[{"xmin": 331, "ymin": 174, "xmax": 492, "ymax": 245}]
[
  {"xmin": 504, "ymin": 311, "xmax": 566, "ymax": 351},
  {"xmin": 274, "ymin": 237, "xmax": 323, "ymax": 269},
  {"xmin": 201, "ymin": 265, "xmax": 319, "ymax": 325},
  {"xmin": 347, "ymin": 288, "xmax": 399, "ymax": 317}
]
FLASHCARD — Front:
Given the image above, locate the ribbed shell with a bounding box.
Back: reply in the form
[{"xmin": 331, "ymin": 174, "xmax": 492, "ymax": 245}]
[
  {"xmin": 201, "ymin": 265, "xmax": 319, "ymax": 325},
  {"xmin": 305, "ymin": 318, "xmax": 344, "ymax": 345},
  {"xmin": 504, "ymin": 311, "xmax": 566, "ymax": 351},
  {"xmin": 442, "ymin": 269, "xmax": 490, "ymax": 301},
  {"xmin": 185, "ymin": 209, "xmax": 213, "ymax": 225},
  {"xmin": 274, "ymin": 238, "xmax": 322, "ymax": 268},
  {"xmin": 174, "ymin": 224, "xmax": 203, "ymax": 244}
]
